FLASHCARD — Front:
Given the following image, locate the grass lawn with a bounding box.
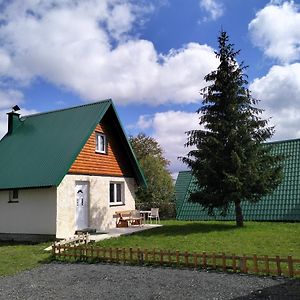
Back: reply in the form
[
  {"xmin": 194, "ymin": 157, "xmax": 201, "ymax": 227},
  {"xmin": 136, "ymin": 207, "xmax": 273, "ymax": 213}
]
[
  {"xmin": 0, "ymin": 242, "xmax": 51, "ymax": 276},
  {"xmin": 96, "ymin": 220, "xmax": 300, "ymax": 257}
]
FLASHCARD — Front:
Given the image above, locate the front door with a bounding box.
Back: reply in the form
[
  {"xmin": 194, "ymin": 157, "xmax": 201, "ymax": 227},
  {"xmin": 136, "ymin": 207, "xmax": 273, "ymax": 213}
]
[{"xmin": 75, "ymin": 182, "xmax": 89, "ymax": 230}]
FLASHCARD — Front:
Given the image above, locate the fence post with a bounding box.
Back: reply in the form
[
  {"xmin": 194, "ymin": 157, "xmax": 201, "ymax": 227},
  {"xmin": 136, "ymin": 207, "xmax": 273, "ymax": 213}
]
[
  {"xmin": 232, "ymin": 254, "xmax": 237, "ymax": 272},
  {"xmin": 176, "ymin": 250, "xmax": 180, "ymax": 267},
  {"xmin": 264, "ymin": 255, "xmax": 270, "ymax": 275},
  {"xmin": 240, "ymin": 255, "xmax": 247, "ymax": 273},
  {"xmin": 203, "ymin": 252, "xmax": 207, "ymax": 269},
  {"xmin": 109, "ymin": 248, "xmax": 113, "ymax": 262},
  {"xmin": 212, "ymin": 253, "xmax": 216, "ymax": 270},
  {"xmin": 275, "ymin": 255, "xmax": 281, "ymax": 276},
  {"xmin": 52, "ymin": 243, "xmax": 56, "ymax": 257},
  {"xmin": 116, "ymin": 248, "xmax": 119, "ymax": 263},
  {"xmin": 138, "ymin": 248, "xmax": 144, "ymax": 264},
  {"xmin": 253, "ymin": 254, "xmax": 258, "ymax": 274},
  {"xmin": 122, "ymin": 248, "xmax": 126, "ymax": 263},
  {"xmin": 288, "ymin": 256, "xmax": 294, "ymax": 277},
  {"xmin": 222, "ymin": 253, "xmax": 226, "ymax": 271},
  {"xmin": 193, "ymin": 253, "xmax": 198, "ymax": 269},
  {"xmin": 129, "ymin": 247, "xmax": 133, "ymax": 264},
  {"xmin": 184, "ymin": 251, "xmax": 189, "ymax": 267},
  {"xmin": 160, "ymin": 250, "xmax": 164, "ymax": 265}
]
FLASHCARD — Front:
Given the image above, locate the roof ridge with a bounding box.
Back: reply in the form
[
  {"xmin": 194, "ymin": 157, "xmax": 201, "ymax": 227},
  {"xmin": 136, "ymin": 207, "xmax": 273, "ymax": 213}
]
[
  {"xmin": 266, "ymin": 137, "xmax": 300, "ymax": 144},
  {"xmin": 23, "ymin": 99, "xmax": 112, "ymax": 118}
]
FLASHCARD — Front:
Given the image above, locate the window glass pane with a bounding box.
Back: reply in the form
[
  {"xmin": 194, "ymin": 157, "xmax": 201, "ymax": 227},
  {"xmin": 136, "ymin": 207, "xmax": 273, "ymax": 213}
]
[
  {"xmin": 109, "ymin": 183, "xmax": 114, "ymax": 202},
  {"xmin": 116, "ymin": 184, "xmax": 122, "ymax": 202},
  {"xmin": 100, "ymin": 135, "xmax": 105, "ymax": 152},
  {"xmin": 96, "ymin": 134, "xmax": 100, "ymax": 151},
  {"xmin": 12, "ymin": 189, "xmax": 18, "ymax": 199}
]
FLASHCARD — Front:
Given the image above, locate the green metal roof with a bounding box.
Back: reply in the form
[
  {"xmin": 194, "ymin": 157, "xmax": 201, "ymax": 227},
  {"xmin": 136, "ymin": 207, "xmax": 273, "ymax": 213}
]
[
  {"xmin": 0, "ymin": 100, "xmax": 146, "ymax": 190},
  {"xmin": 175, "ymin": 138, "xmax": 300, "ymax": 221}
]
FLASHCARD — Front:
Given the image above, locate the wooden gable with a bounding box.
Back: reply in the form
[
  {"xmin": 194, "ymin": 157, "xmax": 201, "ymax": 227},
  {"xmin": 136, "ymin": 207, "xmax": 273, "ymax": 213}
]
[{"xmin": 68, "ymin": 112, "xmax": 135, "ymax": 177}]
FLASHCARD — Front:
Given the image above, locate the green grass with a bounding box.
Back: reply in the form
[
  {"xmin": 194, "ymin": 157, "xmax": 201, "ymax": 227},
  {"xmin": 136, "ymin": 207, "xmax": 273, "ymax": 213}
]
[
  {"xmin": 96, "ymin": 221, "xmax": 300, "ymax": 257},
  {"xmin": 0, "ymin": 242, "xmax": 52, "ymax": 276}
]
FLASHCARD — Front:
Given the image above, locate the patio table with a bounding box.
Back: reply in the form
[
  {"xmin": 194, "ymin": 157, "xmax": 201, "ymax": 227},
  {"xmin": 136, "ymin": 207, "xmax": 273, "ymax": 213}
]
[{"xmin": 139, "ymin": 210, "xmax": 151, "ymax": 223}]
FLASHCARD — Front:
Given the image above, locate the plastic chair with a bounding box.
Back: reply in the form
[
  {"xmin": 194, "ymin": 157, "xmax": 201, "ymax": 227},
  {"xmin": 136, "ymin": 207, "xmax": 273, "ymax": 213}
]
[
  {"xmin": 149, "ymin": 208, "xmax": 160, "ymax": 224},
  {"xmin": 130, "ymin": 210, "xmax": 143, "ymax": 226}
]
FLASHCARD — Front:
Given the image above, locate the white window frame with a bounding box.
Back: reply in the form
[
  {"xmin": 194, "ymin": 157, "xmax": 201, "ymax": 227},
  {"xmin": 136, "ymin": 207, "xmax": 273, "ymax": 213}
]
[
  {"xmin": 109, "ymin": 182, "xmax": 124, "ymax": 206},
  {"xmin": 8, "ymin": 189, "xmax": 19, "ymax": 203},
  {"xmin": 95, "ymin": 132, "xmax": 107, "ymax": 154}
]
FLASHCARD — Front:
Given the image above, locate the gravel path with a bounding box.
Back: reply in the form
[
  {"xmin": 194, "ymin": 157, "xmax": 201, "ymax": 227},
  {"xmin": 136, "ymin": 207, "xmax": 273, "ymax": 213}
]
[{"xmin": 0, "ymin": 262, "xmax": 299, "ymax": 299}]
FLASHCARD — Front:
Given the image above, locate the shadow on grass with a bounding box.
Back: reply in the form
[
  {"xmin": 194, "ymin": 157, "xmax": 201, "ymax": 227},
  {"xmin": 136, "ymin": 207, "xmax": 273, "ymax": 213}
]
[
  {"xmin": 137, "ymin": 222, "xmax": 239, "ymax": 237},
  {"xmin": 0, "ymin": 241, "xmax": 53, "ymax": 247}
]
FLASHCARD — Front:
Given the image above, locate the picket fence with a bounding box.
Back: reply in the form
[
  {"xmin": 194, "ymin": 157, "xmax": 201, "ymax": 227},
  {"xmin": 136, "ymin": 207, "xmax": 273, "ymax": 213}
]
[{"xmin": 52, "ymin": 245, "xmax": 300, "ymax": 278}]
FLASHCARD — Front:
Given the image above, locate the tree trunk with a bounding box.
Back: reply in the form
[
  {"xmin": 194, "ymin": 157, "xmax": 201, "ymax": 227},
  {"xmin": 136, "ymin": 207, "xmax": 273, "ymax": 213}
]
[{"xmin": 234, "ymin": 200, "xmax": 244, "ymax": 227}]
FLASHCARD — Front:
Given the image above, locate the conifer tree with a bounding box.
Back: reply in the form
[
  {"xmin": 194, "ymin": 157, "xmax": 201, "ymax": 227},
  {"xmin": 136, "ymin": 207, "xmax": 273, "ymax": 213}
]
[{"xmin": 181, "ymin": 31, "xmax": 283, "ymax": 227}]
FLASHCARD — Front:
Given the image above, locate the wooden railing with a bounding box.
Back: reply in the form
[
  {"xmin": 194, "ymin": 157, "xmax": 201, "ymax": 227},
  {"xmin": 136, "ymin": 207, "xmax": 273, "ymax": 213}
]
[
  {"xmin": 52, "ymin": 234, "xmax": 89, "ymax": 253},
  {"xmin": 52, "ymin": 245, "xmax": 300, "ymax": 278}
]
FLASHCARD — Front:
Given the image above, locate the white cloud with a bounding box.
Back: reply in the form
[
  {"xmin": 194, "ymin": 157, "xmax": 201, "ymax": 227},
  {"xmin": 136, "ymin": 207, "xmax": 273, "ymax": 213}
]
[
  {"xmin": 0, "ymin": 0, "xmax": 218, "ymax": 105},
  {"xmin": 136, "ymin": 111, "xmax": 201, "ymax": 175},
  {"xmin": 249, "ymin": 1, "xmax": 300, "ymax": 63},
  {"xmin": 250, "ymin": 63, "xmax": 300, "ymax": 140},
  {"xmin": 0, "ymin": 89, "xmax": 23, "ymax": 110},
  {"xmin": 199, "ymin": 0, "xmax": 224, "ymax": 22}
]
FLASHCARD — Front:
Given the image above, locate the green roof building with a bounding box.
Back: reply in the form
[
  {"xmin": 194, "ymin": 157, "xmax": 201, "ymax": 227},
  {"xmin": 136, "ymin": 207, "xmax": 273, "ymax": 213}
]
[
  {"xmin": 176, "ymin": 139, "xmax": 300, "ymax": 221},
  {"xmin": 0, "ymin": 100, "xmax": 146, "ymax": 241}
]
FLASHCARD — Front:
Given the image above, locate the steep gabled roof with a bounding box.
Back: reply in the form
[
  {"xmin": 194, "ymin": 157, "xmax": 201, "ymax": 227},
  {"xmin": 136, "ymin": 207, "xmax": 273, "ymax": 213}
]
[
  {"xmin": 0, "ymin": 100, "xmax": 146, "ymax": 190},
  {"xmin": 175, "ymin": 138, "xmax": 300, "ymax": 221}
]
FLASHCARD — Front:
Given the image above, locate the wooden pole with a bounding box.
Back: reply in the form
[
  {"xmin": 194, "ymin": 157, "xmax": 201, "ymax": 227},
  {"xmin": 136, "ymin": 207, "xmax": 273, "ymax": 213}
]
[
  {"xmin": 288, "ymin": 256, "xmax": 294, "ymax": 277},
  {"xmin": 160, "ymin": 250, "xmax": 164, "ymax": 265},
  {"xmin": 232, "ymin": 254, "xmax": 237, "ymax": 272},
  {"xmin": 129, "ymin": 247, "xmax": 133, "ymax": 264},
  {"xmin": 264, "ymin": 255, "xmax": 270, "ymax": 275},
  {"xmin": 176, "ymin": 250, "xmax": 179, "ymax": 267},
  {"xmin": 193, "ymin": 253, "xmax": 198, "ymax": 269},
  {"xmin": 212, "ymin": 253, "xmax": 216, "ymax": 270},
  {"xmin": 253, "ymin": 254, "xmax": 258, "ymax": 274},
  {"xmin": 222, "ymin": 253, "xmax": 226, "ymax": 271},
  {"xmin": 184, "ymin": 251, "xmax": 189, "ymax": 267},
  {"xmin": 203, "ymin": 252, "xmax": 207, "ymax": 269},
  {"xmin": 275, "ymin": 255, "xmax": 281, "ymax": 276},
  {"xmin": 122, "ymin": 248, "xmax": 126, "ymax": 263}
]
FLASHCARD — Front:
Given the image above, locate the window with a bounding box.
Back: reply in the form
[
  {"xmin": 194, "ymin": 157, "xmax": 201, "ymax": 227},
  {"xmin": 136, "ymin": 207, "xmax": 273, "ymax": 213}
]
[
  {"xmin": 109, "ymin": 182, "xmax": 124, "ymax": 205},
  {"xmin": 8, "ymin": 189, "xmax": 19, "ymax": 203},
  {"xmin": 96, "ymin": 133, "xmax": 107, "ymax": 154}
]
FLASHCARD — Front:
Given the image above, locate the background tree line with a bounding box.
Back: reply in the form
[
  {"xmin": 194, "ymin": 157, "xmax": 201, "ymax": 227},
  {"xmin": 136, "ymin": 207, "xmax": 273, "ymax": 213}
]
[{"xmin": 129, "ymin": 133, "xmax": 175, "ymax": 218}]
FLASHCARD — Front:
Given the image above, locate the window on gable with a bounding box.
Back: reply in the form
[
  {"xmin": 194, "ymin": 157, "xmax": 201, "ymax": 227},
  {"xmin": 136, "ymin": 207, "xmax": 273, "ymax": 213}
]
[
  {"xmin": 8, "ymin": 189, "xmax": 19, "ymax": 203},
  {"xmin": 109, "ymin": 182, "xmax": 124, "ymax": 205},
  {"xmin": 95, "ymin": 133, "xmax": 107, "ymax": 154}
]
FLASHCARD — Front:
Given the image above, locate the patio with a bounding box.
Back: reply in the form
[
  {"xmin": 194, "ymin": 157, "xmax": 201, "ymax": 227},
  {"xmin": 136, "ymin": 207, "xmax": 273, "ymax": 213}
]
[{"xmin": 89, "ymin": 224, "xmax": 162, "ymax": 242}]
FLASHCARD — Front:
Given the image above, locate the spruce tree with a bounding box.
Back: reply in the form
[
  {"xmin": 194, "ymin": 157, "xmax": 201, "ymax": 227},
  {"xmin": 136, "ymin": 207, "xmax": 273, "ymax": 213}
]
[{"xmin": 181, "ymin": 31, "xmax": 283, "ymax": 227}]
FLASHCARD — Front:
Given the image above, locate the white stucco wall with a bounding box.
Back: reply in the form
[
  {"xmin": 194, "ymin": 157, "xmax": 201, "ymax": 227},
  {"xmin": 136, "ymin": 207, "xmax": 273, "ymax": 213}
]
[
  {"xmin": 56, "ymin": 174, "xmax": 136, "ymax": 239},
  {"xmin": 0, "ymin": 188, "xmax": 57, "ymax": 235}
]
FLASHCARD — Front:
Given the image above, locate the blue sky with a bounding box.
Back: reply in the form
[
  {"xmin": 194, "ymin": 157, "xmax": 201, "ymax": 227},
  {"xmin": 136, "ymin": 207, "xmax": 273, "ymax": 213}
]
[{"xmin": 0, "ymin": 0, "xmax": 300, "ymax": 175}]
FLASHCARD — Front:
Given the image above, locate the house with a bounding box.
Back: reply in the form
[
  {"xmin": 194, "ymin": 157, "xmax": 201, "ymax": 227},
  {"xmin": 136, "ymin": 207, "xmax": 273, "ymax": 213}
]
[
  {"xmin": 0, "ymin": 100, "xmax": 146, "ymax": 241},
  {"xmin": 176, "ymin": 139, "xmax": 300, "ymax": 221}
]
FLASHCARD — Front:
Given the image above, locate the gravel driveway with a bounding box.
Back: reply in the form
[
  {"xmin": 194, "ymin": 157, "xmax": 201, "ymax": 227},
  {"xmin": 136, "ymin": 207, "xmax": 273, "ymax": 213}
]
[{"xmin": 0, "ymin": 262, "xmax": 299, "ymax": 299}]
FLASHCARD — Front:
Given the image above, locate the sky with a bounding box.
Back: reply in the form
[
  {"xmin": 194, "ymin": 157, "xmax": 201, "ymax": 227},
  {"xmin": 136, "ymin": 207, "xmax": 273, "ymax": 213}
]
[{"xmin": 0, "ymin": 0, "xmax": 300, "ymax": 177}]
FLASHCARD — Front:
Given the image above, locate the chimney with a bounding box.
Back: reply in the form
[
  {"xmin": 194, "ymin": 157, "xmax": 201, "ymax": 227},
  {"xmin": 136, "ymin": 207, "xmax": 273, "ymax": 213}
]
[{"xmin": 7, "ymin": 111, "xmax": 21, "ymax": 135}]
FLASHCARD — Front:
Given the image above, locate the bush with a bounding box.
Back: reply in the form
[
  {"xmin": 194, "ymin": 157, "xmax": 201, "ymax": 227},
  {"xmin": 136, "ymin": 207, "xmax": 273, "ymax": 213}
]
[{"xmin": 136, "ymin": 201, "xmax": 176, "ymax": 219}]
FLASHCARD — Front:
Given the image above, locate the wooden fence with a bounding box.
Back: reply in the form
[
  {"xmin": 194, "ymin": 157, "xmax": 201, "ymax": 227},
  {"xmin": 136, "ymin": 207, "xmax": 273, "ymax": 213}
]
[{"xmin": 52, "ymin": 245, "xmax": 300, "ymax": 278}]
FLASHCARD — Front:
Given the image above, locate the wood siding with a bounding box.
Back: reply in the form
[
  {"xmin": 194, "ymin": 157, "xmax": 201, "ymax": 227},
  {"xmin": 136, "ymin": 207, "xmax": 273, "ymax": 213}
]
[{"xmin": 68, "ymin": 119, "xmax": 135, "ymax": 177}]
